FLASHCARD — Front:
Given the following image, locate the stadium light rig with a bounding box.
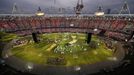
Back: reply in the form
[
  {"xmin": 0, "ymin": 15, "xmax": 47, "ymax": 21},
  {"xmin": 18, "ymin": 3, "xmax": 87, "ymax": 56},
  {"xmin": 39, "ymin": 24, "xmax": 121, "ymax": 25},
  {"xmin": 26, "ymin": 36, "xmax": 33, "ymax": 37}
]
[
  {"xmin": 95, "ymin": 6, "xmax": 105, "ymax": 16},
  {"xmin": 36, "ymin": 7, "xmax": 45, "ymax": 16},
  {"xmin": 74, "ymin": 0, "xmax": 84, "ymax": 16}
]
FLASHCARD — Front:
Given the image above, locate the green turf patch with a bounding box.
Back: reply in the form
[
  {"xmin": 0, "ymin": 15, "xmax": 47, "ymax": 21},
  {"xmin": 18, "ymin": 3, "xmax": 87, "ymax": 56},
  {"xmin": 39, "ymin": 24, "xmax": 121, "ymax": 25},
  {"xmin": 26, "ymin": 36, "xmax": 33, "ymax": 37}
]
[
  {"xmin": 0, "ymin": 32, "xmax": 18, "ymax": 42},
  {"xmin": 10, "ymin": 33, "xmax": 114, "ymax": 66}
]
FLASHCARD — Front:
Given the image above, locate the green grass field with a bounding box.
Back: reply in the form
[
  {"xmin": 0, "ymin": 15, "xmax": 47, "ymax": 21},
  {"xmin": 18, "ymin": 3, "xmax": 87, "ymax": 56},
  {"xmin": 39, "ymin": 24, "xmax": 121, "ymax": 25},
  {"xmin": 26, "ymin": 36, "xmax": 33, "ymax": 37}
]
[
  {"xmin": 10, "ymin": 33, "xmax": 114, "ymax": 66},
  {"xmin": 0, "ymin": 32, "xmax": 17, "ymax": 42}
]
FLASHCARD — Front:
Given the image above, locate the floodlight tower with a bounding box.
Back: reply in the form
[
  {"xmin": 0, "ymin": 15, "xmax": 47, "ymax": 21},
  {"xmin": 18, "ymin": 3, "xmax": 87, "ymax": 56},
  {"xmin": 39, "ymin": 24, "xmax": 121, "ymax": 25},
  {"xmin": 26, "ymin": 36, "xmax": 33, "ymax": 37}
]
[
  {"xmin": 119, "ymin": 0, "xmax": 130, "ymax": 14},
  {"xmin": 95, "ymin": 6, "xmax": 105, "ymax": 16},
  {"xmin": 74, "ymin": 0, "xmax": 84, "ymax": 16},
  {"xmin": 12, "ymin": 3, "xmax": 19, "ymax": 14},
  {"xmin": 36, "ymin": 7, "xmax": 45, "ymax": 16},
  {"xmin": 94, "ymin": 0, "xmax": 105, "ymax": 16}
]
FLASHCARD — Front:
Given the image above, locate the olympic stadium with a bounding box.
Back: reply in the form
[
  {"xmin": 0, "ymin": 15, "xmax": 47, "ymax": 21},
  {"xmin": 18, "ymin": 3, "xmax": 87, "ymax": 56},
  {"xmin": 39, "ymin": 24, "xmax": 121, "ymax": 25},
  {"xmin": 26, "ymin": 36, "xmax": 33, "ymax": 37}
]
[{"xmin": 0, "ymin": 0, "xmax": 134, "ymax": 75}]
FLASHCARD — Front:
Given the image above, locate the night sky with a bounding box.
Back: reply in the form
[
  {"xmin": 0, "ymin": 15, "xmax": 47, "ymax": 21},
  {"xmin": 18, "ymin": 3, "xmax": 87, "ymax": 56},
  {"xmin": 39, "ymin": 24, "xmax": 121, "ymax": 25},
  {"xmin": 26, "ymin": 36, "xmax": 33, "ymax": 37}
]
[{"xmin": 0, "ymin": 0, "xmax": 134, "ymax": 14}]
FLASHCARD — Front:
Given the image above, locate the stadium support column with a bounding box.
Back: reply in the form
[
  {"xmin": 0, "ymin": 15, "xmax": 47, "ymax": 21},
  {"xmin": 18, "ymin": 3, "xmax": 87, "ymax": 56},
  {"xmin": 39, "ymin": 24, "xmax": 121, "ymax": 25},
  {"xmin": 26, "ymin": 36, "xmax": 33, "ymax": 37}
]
[
  {"xmin": 86, "ymin": 33, "xmax": 92, "ymax": 44},
  {"xmin": 32, "ymin": 32, "xmax": 39, "ymax": 43},
  {"xmin": 128, "ymin": 31, "xmax": 134, "ymax": 41},
  {"xmin": 99, "ymin": 29, "xmax": 106, "ymax": 36},
  {"xmin": 0, "ymin": 35, "xmax": 1, "ymax": 39},
  {"xmin": 0, "ymin": 35, "xmax": 1, "ymax": 57},
  {"xmin": 0, "ymin": 34, "xmax": 3, "ymax": 58}
]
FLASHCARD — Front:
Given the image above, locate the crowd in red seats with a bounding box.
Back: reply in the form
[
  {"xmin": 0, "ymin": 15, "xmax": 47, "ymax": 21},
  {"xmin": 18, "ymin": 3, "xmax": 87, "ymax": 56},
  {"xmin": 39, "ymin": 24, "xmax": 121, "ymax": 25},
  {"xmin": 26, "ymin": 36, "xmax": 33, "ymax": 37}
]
[{"xmin": 0, "ymin": 16, "xmax": 134, "ymax": 41}]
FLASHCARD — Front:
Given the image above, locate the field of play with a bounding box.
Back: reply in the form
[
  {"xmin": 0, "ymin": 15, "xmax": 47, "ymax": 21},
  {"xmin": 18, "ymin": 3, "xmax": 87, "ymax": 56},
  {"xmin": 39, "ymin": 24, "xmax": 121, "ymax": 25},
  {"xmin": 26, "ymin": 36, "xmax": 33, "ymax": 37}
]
[{"xmin": 10, "ymin": 33, "xmax": 113, "ymax": 66}]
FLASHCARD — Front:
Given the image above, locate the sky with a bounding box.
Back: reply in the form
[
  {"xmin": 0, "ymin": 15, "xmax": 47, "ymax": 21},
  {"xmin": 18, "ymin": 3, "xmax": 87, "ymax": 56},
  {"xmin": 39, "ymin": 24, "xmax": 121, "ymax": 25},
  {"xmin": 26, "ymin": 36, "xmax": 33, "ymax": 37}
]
[{"xmin": 0, "ymin": 0, "xmax": 134, "ymax": 14}]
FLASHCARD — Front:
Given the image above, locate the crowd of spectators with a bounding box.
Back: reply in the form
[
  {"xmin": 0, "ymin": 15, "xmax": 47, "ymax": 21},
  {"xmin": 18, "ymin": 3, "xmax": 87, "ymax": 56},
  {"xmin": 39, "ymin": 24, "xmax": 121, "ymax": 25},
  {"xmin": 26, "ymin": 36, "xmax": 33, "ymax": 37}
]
[{"xmin": 0, "ymin": 15, "xmax": 134, "ymax": 75}]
